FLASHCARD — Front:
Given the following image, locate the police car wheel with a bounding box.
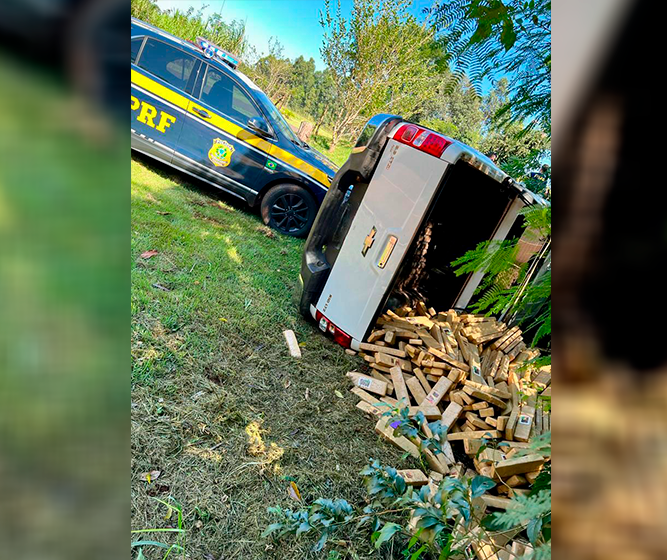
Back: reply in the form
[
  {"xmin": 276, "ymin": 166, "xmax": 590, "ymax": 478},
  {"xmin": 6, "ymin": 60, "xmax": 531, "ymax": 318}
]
[{"xmin": 261, "ymin": 184, "xmax": 316, "ymax": 238}]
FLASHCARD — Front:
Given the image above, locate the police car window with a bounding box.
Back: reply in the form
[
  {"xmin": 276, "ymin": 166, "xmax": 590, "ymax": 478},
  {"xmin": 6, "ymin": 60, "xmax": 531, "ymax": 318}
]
[
  {"xmin": 131, "ymin": 37, "xmax": 144, "ymax": 63},
  {"xmin": 255, "ymin": 91, "xmax": 300, "ymax": 144},
  {"xmin": 137, "ymin": 38, "xmax": 197, "ymax": 91},
  {"xmin": 201, "ymin": 67, "xmax": 262, "ymax": 124}
]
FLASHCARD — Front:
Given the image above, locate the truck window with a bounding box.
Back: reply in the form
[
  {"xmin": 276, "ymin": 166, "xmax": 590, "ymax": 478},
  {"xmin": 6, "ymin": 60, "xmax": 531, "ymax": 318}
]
[
  {"xmin": 200, "ymin": 66, "xmax": 262, "ymax": 125},
  {"xmin": 137, "ymin": 38, "xmax": 197, "ymax": 91}
]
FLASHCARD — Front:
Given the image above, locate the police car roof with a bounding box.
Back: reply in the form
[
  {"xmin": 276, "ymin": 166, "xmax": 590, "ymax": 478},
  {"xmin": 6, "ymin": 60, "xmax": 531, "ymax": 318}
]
[{"xmin": 131, "ymin": 17, "xmax": 262, "ymax": 91}]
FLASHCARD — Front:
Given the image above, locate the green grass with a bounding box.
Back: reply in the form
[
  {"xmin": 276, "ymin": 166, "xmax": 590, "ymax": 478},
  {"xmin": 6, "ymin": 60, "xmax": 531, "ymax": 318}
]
[
  {"xmin": 131, "ymin": 155, "xmax": 412, "ymax": 559},
  {"xmin": 281, "ymin": 107, "xmax": 353, "ymax": 168}
]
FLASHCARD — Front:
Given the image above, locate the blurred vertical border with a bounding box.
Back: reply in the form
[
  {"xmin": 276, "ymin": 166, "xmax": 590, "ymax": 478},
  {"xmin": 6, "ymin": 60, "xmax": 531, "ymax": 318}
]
[
  {"xmin": 554, "ymin": 0, "xmax": 667, "ymax": 558},
  {"xmin": 0, "ymin": 1, "xmax": 127, "ymax": 559}
]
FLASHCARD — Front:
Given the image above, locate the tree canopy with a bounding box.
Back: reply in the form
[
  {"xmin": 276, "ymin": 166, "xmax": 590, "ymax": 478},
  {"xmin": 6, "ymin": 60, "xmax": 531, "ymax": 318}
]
[
  {"xmin": 319, "ymin": 0, "xmax": 447, "ymax": 149},
  {"xmin": 131, "ymin": 0, "xmax": 551, "ymax": 182},
  {"xmin": 131, "ymin": 0, "xmax": 250, "ymax": 58},
  {"xmin": 431, "ymin": 0, "xmax": 551, "ymax": 135}
]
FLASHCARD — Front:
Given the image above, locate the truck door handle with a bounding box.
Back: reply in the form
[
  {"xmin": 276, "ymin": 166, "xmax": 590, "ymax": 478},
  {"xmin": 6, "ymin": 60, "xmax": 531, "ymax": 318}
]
[{"xmin": 192, "ymin": 107, "xmax": 211, "ymax": 119}]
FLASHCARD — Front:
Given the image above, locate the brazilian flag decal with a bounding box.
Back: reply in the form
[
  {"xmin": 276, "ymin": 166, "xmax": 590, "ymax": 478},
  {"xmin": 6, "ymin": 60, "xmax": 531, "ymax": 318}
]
[{"xmin": 265, "ymin": 159, "xmax": 277, "ymax": 171}]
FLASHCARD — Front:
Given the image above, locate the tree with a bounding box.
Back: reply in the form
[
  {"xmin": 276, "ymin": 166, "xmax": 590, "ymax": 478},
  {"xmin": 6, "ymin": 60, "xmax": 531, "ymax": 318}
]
[
  {"xmin": 309, "ymin": 70, "xmax": 338, "ymax": 137},
  {"xmin": 446, "ymin": 77, "xmax": 484, "ymax": 146},
  {"xmin": 320, "ymin": 0, "xmax": 444, "ymax": 150},
  {"xmin": 288, "ymin": 56, "xmax": 318, "ymax": 114},
  {"xmin": 251, "ymin": 38, "xmax": 294, "ymax": 106},
  {"xmin": 420, "ymin": 76, "xmax": 484, "ymax": 147},
  {"xmin": 431, "ymin": 0, "xmax": 551, "ymax": 134},
  {"xmin": 478, "ymin": 78, "xmax": 549, "ymax": 166}
]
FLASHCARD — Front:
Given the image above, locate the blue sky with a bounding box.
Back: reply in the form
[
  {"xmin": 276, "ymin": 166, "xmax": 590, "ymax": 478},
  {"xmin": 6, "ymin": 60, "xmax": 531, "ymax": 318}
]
[{"xmin": 155, "ymin": 0, "xmax": 436, "ymax": 70}]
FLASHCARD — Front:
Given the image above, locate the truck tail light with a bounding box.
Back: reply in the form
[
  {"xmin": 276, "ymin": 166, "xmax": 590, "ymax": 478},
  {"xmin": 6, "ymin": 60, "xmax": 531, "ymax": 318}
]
[
  {"xmin": 394, "ymin": 124, "xmax": 452, "ymax": 158},
  {"xmin": 399, "ymin": 124, "xmax": 420, "ymax": 143},
  {"xmin": 315, "ymin": 310, "xmax": 352, "ymax": 348}
]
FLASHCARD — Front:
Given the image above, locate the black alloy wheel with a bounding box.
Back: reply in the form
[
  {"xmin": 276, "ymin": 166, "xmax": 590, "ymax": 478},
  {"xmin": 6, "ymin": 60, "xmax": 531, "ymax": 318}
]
[
  {"xmin": 272, "ymin": 193, "xmax": 310, "ymax": 233},
  {"xmin": 261, "ymin": 184, "xmax": 317, "ymax": 237}
]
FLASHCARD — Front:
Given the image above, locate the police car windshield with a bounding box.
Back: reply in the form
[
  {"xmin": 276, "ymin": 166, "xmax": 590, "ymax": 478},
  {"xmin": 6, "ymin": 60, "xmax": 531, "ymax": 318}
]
[{"xmin": 254, "ymin": 91, "xmax": 302, "ymax": 145}]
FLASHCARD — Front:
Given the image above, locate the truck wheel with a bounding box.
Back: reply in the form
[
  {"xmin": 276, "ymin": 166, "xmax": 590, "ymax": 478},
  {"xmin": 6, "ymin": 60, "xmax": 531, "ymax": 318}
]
[{"xmin": 261, "ymin": 184, "xmax": 317, "ymax": 237}]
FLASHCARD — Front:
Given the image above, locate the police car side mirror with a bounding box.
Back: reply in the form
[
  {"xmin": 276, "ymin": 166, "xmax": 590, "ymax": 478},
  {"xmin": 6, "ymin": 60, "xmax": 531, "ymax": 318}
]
[{"xmin": 247, "ymin": 117, "xmax": 272, "ymax": 138}]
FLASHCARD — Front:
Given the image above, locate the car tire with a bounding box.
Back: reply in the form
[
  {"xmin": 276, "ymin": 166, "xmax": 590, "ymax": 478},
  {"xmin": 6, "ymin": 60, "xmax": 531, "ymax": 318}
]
[{"xmin": 261, "ymin": 184, "xmax": 317, "ymax": 238}]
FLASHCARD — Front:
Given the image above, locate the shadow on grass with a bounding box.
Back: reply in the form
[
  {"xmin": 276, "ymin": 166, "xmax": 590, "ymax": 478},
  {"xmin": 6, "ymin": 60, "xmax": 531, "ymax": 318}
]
[{"xmin": 131, "ymin": 152, "xmax": 251, "ymax": 215}]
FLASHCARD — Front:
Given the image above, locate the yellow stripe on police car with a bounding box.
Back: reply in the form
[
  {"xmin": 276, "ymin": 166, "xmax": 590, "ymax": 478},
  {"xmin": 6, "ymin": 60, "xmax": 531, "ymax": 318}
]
[{"xmin": 131, "ymin": 69, "xmax": 330, "ymax": 187}]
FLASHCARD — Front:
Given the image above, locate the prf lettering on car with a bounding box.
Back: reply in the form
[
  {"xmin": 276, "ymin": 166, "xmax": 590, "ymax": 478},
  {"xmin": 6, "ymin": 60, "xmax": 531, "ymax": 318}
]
[{"xmin": 131, "ymin": 95, "xmax": 176, "ymax": 133}]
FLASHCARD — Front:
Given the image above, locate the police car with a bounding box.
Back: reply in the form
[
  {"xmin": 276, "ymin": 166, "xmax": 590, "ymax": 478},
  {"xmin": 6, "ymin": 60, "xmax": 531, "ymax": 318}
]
[{"xmin": 131, "ymin": 18, "xmax": 337, "ymax": 236}]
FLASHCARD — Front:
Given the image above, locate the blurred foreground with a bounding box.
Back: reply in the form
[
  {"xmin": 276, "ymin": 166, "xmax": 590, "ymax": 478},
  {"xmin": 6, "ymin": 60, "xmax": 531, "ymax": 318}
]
[
  {"xmin": 0, "ymin": 39, "xmax": 127, "ymax": 560},
  {"xmin": 553, "ymin": 0, "xmax": 667, "ymax": 558}
]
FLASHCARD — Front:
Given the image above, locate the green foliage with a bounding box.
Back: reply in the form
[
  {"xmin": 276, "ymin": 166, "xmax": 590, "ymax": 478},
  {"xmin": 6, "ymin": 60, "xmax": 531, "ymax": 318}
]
[
  {"xmin": 372, "ymin": 522, "xmax": 403, "ymax": 548},
  {"xmin": 131, "ymin": 0, "xmax": 250, "ymax": 59},
  {"xmin": 520, "ymin": 205, "xmax": 551, "ymax": 237},
  {"xmin": 451, "ymin": 205, "xmax": 550, "ymax": 349},
  {"xmin": 320, "ymin": 0, "xmax": 446, "ymax": 148},
  {"xmin": 478, "ymin": 78, "xmax": 550, "ymax": 169},
  {"xmin": 525, "ymin": 431, "xmax": 552, "ymax": 461},
  {"xmin": 288, "ymin": 56, "xmax": 318, "ymax": 112},
  {"xmin": 432, "ymin": 0, "xmax": 551, "ymax": 134},
  {"xmin": 262, "ymin": 498, "xmax": 355, "ymax": 552},
  {"xmin": 249, "ymin": 37, "xmax": 294, "ymax": 105},
  {"xmin": 483, "ymin": 432, "xmax": 551, "ymax": 559},
  {"xmin": 438, "ymin": 76, "xmax": 484, "ymax": 147},
  {"xmin": 361, "ymin": 459, "xmax": 411, "ymax": 505},
  {"xmin": 451, "ymin": 239, "xmax": 520, "ymax": 278},
  {"xmin": 421, "ymin": 118, "xmax": 460, "ymax": 138},
  {"xmin": 382, "ymin": 404, "xmax": 450, "ymax": 461},
  {"xmin": 264, "ymin": 458, "xmax": 499, "ymax": 557},
  {"xmin": 484, "ymin": 489, "xmax": 550, "ymax": 536}
]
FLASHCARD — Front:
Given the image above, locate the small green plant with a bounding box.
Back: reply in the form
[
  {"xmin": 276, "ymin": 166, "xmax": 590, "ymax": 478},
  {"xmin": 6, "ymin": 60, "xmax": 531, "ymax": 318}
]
[
  {"xmin": 263, "ymin": 459, "xmax": 497, "ymax": 558},
  {"xmin": 262, "ymin": 498, "xmax": 355, "ymax": 552},
  {"xmin": 382, "ymin": 404, "xmax": 450, "ymax": 464},
  {"xmin": 131, "ymin": 496, "xmax": 185, "ymax": 560},
  {"xmin": 474, "ymin": 433, "xmax": 512, "ymax": 462}
]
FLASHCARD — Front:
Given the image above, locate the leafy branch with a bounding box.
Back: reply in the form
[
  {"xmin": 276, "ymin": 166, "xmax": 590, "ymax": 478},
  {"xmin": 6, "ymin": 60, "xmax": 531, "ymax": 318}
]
[
  {"xmin": 451, "ymin": 205, "xmax": 550, "ymax": 350},
  {"xmin": 263, "ymin": 458, "xmax": 498, "ymax": 558},
  {"xmin": 381, "ymin": 403, "xmax": 450, "ymax": 462}
]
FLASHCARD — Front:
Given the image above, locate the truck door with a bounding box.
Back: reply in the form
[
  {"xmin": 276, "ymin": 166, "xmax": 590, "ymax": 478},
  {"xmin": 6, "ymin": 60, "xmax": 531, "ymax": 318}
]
[
  {"xmin": 315, "ymin": 139, "xmax": 448, "ymax": 343},
  {"xmin": 131, "ymin": 37, "xmax": 196, "ymax": 160},
  {"xmin": 173, "ymin": 63, "xmax": 265, "ymax": 200}
]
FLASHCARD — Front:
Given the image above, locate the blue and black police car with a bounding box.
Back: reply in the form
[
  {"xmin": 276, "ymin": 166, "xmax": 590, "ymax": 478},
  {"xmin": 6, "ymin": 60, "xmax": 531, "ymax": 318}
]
[{"xmin": 131, "ymin": 17, "xmax": 338, "ymax": 236}]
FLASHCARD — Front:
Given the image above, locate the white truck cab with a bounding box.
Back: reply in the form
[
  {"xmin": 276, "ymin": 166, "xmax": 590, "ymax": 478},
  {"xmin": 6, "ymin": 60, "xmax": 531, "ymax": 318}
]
[{"xmin": 298, "ymin": 114, "xmax": 547, "ymax": 349}]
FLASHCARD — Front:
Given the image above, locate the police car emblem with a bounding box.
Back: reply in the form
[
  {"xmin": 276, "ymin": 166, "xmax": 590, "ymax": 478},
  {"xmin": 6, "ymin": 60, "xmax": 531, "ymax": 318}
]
[{"xmin": 208, "ymin": 139, "xmax": 235, "ymax": 167}]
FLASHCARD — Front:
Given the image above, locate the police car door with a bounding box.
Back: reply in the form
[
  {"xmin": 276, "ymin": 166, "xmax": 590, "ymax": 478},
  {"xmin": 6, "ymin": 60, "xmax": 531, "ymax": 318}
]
[
  {"xmin": 174, "ymin": 63, "xmax": 265, "ymax": 199},
  {"xmin": 131, "ymin": 37, "xmax": 197, "ymax": 160}
]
